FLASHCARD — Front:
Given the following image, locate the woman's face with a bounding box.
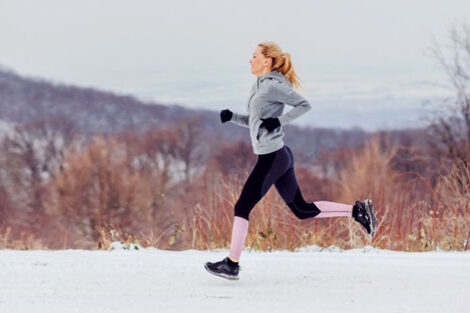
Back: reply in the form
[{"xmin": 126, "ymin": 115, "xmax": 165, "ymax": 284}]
[{"xmin": 250, "ymin": 45, "xmax": 271, "ymax": 76}]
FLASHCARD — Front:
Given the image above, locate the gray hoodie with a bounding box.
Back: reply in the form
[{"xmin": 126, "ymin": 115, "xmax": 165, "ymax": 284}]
[{"xmin": 230, "ymin": 70, "xmax": 312, "ymax": 155}]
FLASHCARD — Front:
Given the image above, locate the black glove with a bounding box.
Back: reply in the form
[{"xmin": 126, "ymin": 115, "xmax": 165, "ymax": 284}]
[
  {"xmin": 220, "ymin": 109, "xmax": 233, "ymax": 123},
  {"xmin": 260, "ymin": 117, "xmax": 281, "ymax": 132}
]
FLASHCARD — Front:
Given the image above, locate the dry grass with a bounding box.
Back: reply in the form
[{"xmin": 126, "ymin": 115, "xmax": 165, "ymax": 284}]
[
  {"xmin": 2, "ymin": 135, "xmax": 469, "ymax": 252},
  {"xmin": 0, "ymin": 226, "xmax": 45, "ymax": 249},
  {"xmin": 180, "ymin": 136, "xmax": 470, "ymax": 252}
]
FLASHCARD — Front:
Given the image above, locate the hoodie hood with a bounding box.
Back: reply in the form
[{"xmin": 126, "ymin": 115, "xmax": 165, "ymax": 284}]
[{"xmin": 256, "ymin": 70, "xmax": 292, "ymax": 88}]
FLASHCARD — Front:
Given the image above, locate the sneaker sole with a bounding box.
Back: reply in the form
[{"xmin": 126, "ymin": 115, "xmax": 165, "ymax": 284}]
[
  {"xmin": 204, "ymin": 264, "xmax": 239, "ymax": 280},
  {"xmin": 364, "ymin": 199, "xmax": 377, "ymax": 237}
]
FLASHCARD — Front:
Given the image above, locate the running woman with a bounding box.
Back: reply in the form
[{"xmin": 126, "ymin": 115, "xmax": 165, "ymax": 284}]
[{"xmin": 204, "ymin": 41, "xmax": 377, "ymax": 281}]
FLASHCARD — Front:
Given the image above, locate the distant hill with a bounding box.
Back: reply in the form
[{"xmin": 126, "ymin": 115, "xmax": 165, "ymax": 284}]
[
  {"xmin": 0, "ymin": 66, "xmax": 382, "ymax": 158},
  {"xmin": 0, "ymin": 66, "xmax": 221, "ymax": 134}
]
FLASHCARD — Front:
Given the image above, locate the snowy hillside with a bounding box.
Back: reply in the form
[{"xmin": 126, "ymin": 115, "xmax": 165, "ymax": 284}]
[{"xmin": 0, "ymin": 245, "xmax": 469, "ymax": 313}]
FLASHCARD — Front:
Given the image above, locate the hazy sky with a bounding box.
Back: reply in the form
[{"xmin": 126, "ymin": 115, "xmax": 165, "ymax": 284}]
[{"xmin": 1, "ymin": 0, "xmax": 468, "ymax": 130}]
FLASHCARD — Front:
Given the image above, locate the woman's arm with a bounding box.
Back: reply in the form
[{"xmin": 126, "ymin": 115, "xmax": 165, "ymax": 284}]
[
  {"xmin": 270, "ymin": 82, "xmax": 311, "ymax": 125},
  {"xmin": 230, "ymin": 112, "xmax": 250, "ymax": 128}
]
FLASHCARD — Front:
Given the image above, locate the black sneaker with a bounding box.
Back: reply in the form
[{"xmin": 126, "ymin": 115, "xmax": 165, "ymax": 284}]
[
  {"xmin": 352, "ymin": 198, "xmax": 377, "ymax": 237},
  {"xmin": 204, "ymin": 257, "xmax": 240, "ymax": 280}
]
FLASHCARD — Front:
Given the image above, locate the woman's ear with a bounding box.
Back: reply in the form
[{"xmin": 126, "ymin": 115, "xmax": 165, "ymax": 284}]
[{"xmin": 263, "ymin": 57, "xmax": 272, "ymax": 68}]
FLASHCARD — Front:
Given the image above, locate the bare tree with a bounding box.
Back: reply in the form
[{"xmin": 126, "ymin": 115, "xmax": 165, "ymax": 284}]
[
  {"xmin": 0, "ymin": 116, "xmax": 77, "ymax": 222},
  {"xmin": 0, "ymin": 186, "xmax": 9, "ymax": 226},
  {"xmin": 118, "ymin": 128, "xmax": 180, "ymax": 220},
  {"xmin": 139, "ymin": 129, "xmax": 179, "ymax": 192},
  {"xmin": 424, "ymin": 23, "xmax": 470, "ymax": 167},
  {"xmin": 173, "ymin": 116, "xmax": 206, "ymax": 187}
]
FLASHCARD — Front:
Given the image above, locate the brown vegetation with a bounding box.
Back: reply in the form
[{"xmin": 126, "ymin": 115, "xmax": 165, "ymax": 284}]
[
  {"xmin": 1, "ymin": 23, "xmax": 469, "ymax": 252},
  {"xmin": 1, "ymin": 125, "xmax": 468, "ymax": 252}
]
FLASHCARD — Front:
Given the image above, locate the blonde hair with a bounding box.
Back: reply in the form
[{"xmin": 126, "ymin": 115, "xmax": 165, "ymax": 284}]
[{"xmin": 258, "ymin": 41, "xmax": 303, "ymax": 90}]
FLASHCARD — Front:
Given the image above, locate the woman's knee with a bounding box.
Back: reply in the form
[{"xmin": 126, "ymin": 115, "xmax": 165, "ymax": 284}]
[
  {"xmin": 287, "ymin": 201, "xmax": 321, "ymax": 220},
  {"xmin": 234, "ymin": 194, "xmax": 257, "ymax": 220},
  {"xmin": 234, "ymin": 206, "xmax": 250, "ymax": 221}
]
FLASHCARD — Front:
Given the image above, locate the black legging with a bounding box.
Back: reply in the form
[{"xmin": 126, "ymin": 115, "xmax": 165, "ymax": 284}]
[{"xmin": 234, "ymin": 145, "xmax": 321, "ymax": 220}]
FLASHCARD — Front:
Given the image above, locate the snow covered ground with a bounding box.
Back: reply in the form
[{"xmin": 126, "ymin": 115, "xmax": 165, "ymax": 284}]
[{"xmin": 1, "ymin": 244, "xmax": 469, "ymax": 313}]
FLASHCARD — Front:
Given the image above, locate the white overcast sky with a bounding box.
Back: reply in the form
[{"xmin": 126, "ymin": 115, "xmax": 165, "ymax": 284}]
[{"xmin": 1, "ymin": 0, "xmax": 468, "ymax": 130}]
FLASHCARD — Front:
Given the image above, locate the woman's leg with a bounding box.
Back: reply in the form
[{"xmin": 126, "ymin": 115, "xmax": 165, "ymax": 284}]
[
  {"xmin": 228, "ymin": 216, "xmax": 249, "ymax": 262},
  {"xmin": 274, "ymin": 167, "xmax": 321, "ymax": 219},
  {"xmin": 274, "ymin": 167, "xmax": 353, "ymax": 219},
  {"xmin": 314, "ymin": 201, "xmax": 352, "ymax": 217},
  {"xmin": 229, "ymin": 146, "xmax": 291, "ymax": 262}
]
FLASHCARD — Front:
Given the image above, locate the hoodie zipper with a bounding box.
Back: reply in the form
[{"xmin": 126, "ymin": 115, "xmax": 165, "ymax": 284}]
[{"xmin": 252, "ymin": 72, "xmax": 282, "ymax": 143}]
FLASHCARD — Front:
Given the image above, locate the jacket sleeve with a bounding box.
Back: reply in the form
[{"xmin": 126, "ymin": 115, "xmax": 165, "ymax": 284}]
[
  {"xmin": 270, "ymin": 82, "xmax": 311, "ymax": 125},
  {"xmin": 230, "ymin": 112, "xmax": 250, "ymax": 128}
]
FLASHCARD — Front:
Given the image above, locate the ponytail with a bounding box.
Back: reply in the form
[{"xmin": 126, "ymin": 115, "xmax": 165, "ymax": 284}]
[{"xmin": 258, "ymin": 41, "xmax": 303, "ymax": 90}]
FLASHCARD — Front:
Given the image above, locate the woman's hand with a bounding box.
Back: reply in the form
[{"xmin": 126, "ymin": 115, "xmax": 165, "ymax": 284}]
[
  {"xmin": 220, "ymin": 109, "xmax": 233, "ymax": 123},
  {"xmin": 260, "ymin": 117, "xmax": 281, "ymax": 132}
]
